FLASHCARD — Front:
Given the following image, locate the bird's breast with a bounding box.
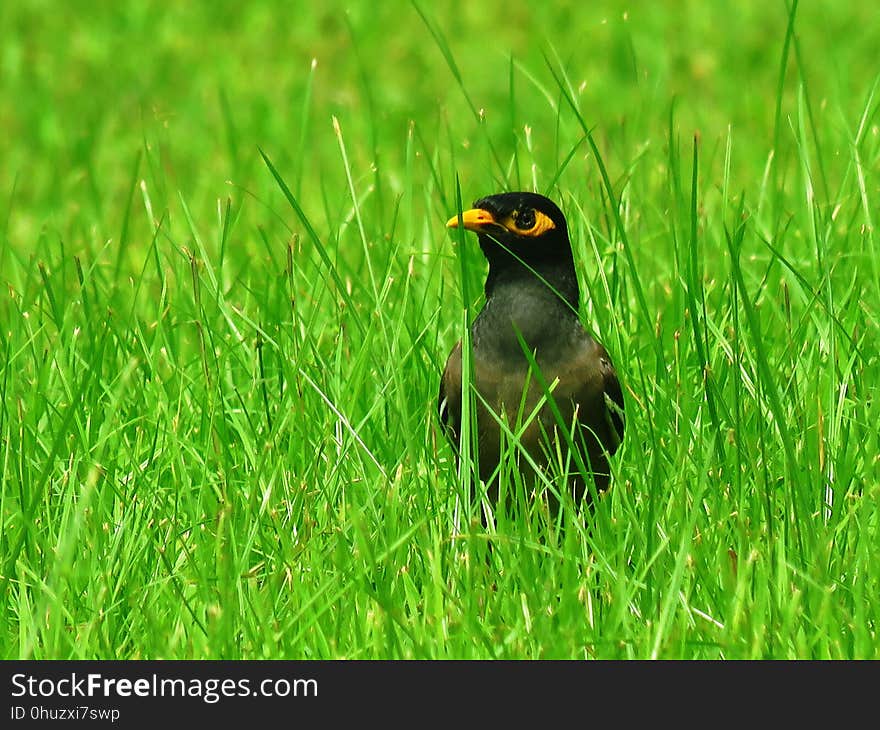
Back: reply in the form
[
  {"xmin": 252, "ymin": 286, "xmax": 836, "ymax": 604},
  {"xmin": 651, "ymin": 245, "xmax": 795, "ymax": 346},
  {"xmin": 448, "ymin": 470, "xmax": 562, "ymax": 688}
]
[{"xmin": 473, "ymin": 281, "xmax": 582, "ymax": 361}]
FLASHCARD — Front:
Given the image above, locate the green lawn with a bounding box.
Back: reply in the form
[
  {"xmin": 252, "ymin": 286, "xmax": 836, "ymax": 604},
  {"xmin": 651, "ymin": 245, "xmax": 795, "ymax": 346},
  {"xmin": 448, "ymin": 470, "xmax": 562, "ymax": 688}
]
[{"xmin": 1, "ymin": 0, "xmax": 878, "ymax": 659}]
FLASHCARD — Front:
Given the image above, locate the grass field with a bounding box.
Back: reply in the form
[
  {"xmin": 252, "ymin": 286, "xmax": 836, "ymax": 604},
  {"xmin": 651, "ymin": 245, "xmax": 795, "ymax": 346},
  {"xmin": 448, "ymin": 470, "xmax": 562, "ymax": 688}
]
[{"xmin": 2, "ymin": 0, "xmax": 878, "ymax": 659}]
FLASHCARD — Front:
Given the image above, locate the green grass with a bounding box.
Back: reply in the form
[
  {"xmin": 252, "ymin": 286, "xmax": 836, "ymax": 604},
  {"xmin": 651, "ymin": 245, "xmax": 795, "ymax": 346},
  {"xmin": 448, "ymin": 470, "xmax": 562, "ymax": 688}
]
[{"xmin": 1, "ymin": 0, "xmax": 878, "ymax": 659}]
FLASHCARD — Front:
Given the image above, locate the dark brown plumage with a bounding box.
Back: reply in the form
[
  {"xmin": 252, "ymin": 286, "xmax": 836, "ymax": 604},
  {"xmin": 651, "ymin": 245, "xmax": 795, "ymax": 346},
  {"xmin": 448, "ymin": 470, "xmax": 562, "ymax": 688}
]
[{"xmin": 439, "ymin": 191, "xmax": 624, "ymax": 511}]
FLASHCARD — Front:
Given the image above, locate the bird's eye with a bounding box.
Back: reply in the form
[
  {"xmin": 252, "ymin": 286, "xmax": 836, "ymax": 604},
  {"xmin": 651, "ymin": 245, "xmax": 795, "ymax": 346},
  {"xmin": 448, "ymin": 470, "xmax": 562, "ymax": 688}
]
[
  {"xmin": 499, "ymin": 206, "xmax": 556, "ymax": 237},
  {"xmin": 515, "ymin": 208, "xmax": 536, "ymax": 230}
]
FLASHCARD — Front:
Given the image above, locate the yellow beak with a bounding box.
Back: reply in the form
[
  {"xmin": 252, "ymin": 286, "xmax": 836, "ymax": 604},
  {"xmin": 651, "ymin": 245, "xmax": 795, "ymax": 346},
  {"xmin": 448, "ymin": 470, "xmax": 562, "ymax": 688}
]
[{"xmin": 445, "ymin": 208, "xmax": 498, "ymax": 232}]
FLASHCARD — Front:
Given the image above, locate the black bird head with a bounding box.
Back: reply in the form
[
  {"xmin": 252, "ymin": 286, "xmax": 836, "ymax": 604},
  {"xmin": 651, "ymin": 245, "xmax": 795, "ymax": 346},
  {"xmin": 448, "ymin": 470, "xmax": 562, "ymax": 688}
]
[
  {"xmin": 447, "ymin": 191, "xmax": 578, "ymax": 306},
  {"xmin": 446, "ymin": 191, "xmax": 571, "ymax": 268}
]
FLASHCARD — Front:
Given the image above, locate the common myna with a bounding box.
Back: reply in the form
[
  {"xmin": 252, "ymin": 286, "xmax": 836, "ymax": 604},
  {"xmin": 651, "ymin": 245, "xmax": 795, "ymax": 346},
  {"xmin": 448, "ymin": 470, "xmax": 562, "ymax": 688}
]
[{"xmin": 439, "ymin": 191, "xmax": 624, "ymax": 510}]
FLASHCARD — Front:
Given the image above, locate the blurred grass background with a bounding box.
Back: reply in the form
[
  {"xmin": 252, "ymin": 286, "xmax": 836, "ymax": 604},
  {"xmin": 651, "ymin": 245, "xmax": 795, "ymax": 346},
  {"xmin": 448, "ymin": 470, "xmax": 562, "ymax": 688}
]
[{"xmin": 5, "ymin": 1, "xmax": 877, "ymax": 235}]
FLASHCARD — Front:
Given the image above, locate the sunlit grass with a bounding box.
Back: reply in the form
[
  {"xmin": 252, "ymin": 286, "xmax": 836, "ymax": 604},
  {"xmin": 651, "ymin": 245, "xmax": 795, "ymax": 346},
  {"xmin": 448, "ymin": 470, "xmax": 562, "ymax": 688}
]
[{"xmin": 1, "ymin": 0, "xmax": 878, "ymax": 659}]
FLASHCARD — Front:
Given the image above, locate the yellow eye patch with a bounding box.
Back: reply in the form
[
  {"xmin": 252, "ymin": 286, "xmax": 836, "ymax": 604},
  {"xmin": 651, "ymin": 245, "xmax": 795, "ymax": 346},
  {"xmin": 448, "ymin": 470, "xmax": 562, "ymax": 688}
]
[
  {"xmin": 445, "ymin": 206, "xmax": 557, "ymax": 237},
  {"xmin": 499, "ymin": 208, "xmax": 556, "ymax": 237}
]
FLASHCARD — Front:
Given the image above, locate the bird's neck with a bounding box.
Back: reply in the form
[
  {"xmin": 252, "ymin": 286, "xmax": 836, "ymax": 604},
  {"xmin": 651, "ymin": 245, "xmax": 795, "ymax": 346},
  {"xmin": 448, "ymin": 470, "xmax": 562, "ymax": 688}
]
[
  {"xmin": 474, "ymin": 258, "xmax": 581, "ymax": 359},
  {"xmin": 484, "ymin": 254, "xmax": 580, "ymax": 310}
]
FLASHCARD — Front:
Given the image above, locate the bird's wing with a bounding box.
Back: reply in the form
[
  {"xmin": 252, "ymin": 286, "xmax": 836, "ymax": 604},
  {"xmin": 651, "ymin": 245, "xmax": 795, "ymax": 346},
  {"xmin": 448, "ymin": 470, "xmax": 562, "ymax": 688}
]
[
  {"xmin": 438, "ymin": 340, "xmax": 462, "ymax": 442},
  {"xmin": 599, "ymin": 348, "xmax": 625, "ymax": 450},
  {"xmin": 556, "ymin": 338, "xmax": 625, "ymax": 454}
]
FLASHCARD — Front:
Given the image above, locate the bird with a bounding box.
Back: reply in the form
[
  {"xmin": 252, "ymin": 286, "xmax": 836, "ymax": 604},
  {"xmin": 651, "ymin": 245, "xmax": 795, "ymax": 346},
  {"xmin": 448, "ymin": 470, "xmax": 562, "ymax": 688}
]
[{"xmin": 438, "ymin": 191, "xmax": 624, "ymax": 514}]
